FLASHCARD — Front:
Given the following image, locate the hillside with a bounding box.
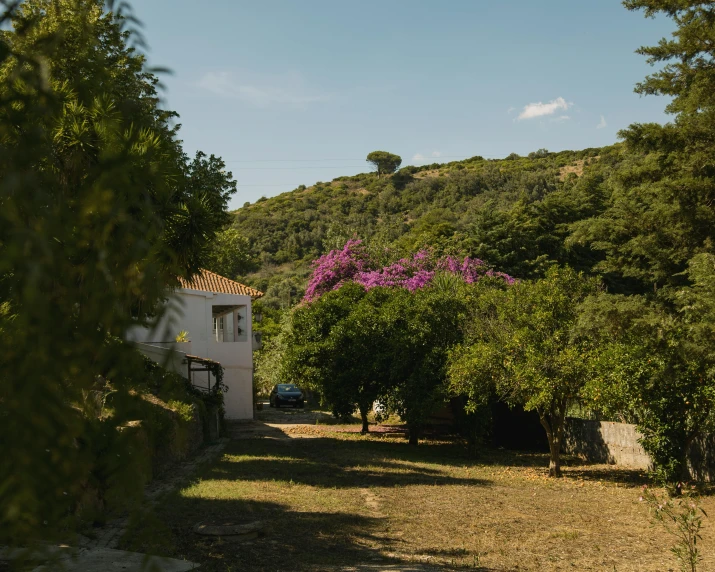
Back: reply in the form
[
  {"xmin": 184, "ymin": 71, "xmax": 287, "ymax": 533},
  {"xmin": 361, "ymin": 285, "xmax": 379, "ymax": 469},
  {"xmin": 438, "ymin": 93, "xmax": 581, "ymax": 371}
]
[{"xmin": 227, "ymin": 145, "xmax": 621, "ymax": 308}]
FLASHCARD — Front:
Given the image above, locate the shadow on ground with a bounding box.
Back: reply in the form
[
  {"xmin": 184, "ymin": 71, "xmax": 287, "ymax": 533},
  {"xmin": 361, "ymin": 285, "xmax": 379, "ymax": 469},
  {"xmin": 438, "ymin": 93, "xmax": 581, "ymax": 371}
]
[
  {"xmin": 121, "ymin": 421, "xmax": 496, "ymax": 571},
  {"xmin": 205, "ymin": 436, "xmax": 490, "ymax": 489},
  {"xmin": 479, "ymin": 448, "xmax": 649, "ymax": 484},
  {"xmin": 121, "ymin": 486, "xmax": 501, "ymax": 571},
  {"xmin": 123, "ymin": 496, "xmax": 393, "ymax": 572},
  {"xmin": 121, "ymin": 411, "xmax": 652, "ymax": 571}
]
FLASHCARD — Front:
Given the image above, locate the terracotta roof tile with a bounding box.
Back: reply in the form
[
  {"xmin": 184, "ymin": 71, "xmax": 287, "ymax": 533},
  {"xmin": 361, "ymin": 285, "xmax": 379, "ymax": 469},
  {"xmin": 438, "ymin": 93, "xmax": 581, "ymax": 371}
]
[{"xmin": 178, "ymin": 269, "xmax": 263, "ymax": 298}]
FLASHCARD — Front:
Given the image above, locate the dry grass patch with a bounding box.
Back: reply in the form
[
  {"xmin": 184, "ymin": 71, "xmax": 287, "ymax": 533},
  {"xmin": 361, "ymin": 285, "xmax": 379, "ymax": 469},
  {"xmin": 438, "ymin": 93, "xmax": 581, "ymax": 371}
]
[{"xmin": 121, "ymin": 425, "xmax": 715, "ymax": 571}]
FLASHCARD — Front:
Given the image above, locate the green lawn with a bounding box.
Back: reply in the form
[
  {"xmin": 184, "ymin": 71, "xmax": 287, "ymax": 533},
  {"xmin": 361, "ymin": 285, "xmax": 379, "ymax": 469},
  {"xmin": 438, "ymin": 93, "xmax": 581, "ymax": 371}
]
[{"xmin": 120, "ymin": 422, "xmax": 715, "ymax": 571}]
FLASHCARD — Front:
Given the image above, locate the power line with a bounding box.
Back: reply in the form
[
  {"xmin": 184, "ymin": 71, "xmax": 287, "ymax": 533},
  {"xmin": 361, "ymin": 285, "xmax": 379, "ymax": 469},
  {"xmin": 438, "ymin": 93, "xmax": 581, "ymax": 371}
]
[
  {"xmin": 223, "ymin": 154, "xmax": 494, "ymax": 163},
  {"xmin": 236, "ymin": 184, "xmax": 301, "ymax": 187},
  {"xmin": 225, "ymin": 158, "xmax": 360, "ymax": 163},
  {"xmin": 232, "ymin": 154, "xmax": 503, "ymax": 187},
  {"xmin": 233, "ymin": 165, "xmax": 369, "ymax": 170}
]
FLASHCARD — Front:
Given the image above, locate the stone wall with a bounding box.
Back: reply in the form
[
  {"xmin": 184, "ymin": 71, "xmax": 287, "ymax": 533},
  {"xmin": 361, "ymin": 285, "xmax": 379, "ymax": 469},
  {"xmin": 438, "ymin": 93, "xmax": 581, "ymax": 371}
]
[
  {"xmin": 563, "ymin": 418, "xmax": 651, "ymax": 469},
  {"xmin": 563, "ymin": 418, "xmax": 715, "ymax": 481}
]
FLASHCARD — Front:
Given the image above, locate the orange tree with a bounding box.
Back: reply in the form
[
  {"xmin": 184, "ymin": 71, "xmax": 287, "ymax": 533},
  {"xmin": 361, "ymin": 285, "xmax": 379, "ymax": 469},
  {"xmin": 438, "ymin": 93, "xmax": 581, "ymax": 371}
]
[{"xmin": 449, "ymin": 267, "xmax": 598, "ymax": 477}]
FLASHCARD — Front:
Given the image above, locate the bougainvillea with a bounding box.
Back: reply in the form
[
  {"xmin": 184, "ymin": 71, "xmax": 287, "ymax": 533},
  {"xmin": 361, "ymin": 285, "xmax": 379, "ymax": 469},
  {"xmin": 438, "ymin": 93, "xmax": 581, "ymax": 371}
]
[
  {"xmin": 303, "ymin": 240, "xmax": 515, "ymax": 302},
  {"xmin": 303, "ymin": 239, "xmax": 370, "ymax": 301}
]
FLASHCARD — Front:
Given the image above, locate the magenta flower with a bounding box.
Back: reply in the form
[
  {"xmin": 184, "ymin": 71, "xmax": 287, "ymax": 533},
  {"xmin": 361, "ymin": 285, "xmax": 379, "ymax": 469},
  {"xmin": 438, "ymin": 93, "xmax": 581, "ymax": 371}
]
[{"xmin": 302, "ymin": 239, "xmax": 515, "ymax": 302}]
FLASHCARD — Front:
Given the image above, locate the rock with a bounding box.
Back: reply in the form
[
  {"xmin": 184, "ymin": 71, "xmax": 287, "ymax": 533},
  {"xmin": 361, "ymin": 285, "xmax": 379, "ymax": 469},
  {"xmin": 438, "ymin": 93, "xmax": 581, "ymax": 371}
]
[{"xmin": 193, "ymin": 521, "xmax": 264, "ymax": 538}]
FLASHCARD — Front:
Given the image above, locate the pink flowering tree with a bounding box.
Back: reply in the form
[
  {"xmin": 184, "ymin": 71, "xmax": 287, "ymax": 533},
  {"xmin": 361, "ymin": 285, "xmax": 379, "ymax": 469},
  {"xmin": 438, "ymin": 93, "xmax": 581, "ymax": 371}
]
[
  {"xmin": 292, "ymin": 239, "xmax": 516, "ymax": 445},
  {"xmin": 303, "ymin": 240, "xmax": 514, "ymax": 303},
  {"xmin": 303, "ymin": 239, "xmax": 371, "ymax": 302}
]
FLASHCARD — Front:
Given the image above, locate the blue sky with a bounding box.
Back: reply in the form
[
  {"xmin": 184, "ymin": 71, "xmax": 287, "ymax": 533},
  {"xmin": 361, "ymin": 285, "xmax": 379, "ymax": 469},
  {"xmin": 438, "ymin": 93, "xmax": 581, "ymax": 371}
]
[{"xmin": 137, "ymin": 0, "xmax": 675, "ymax": 209}]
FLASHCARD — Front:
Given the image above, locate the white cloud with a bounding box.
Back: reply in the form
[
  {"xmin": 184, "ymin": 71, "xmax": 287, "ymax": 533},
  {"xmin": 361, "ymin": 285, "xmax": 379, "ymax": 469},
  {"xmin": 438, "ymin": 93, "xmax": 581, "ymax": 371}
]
[
  {"xmin": 507, "ymin": 106, "xmax": 516, "ymax": 114},
  {"xmin": 597, "ymin": 115, "xmax": 607, "ymax": 129},
  {"xmin": 517, "ymin": 97, "xmax": 571, "ymax": 120},
  {"xmin": 412, "ymin": 151, "xmax": 442, "ymax": 163},
  {"xmin": 197, "ymin": 71, "xmax": 330, "ymax": 108}
]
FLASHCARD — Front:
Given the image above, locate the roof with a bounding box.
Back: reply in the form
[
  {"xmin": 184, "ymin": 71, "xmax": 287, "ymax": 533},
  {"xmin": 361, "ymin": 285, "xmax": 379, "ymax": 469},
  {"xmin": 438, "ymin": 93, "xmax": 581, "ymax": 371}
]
[
  {"xmin": 185, "ymin": 354, "xmax": 221, "ymax": 366},
  {"xmin": 178, "ymin": 269, "xmax": 263, "ymax": 298}
]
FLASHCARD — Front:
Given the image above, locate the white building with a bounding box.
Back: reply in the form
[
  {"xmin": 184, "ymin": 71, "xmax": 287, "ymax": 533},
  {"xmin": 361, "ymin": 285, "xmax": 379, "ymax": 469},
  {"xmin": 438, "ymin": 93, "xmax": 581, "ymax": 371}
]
[{"xmin": 127, "ymin": 269, "xmax": 263, "ymax": 420}]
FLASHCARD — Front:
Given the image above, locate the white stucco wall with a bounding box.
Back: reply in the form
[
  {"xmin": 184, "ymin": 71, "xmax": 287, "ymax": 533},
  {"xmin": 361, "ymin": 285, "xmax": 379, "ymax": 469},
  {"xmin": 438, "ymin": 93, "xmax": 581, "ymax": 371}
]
[
  {"xmin": 127, "ymin": 288, "xmax": 255, "ymax": 420},
  {"xmin": 135, "ymin": 342, "xmax": 189, "ymax": 376}
]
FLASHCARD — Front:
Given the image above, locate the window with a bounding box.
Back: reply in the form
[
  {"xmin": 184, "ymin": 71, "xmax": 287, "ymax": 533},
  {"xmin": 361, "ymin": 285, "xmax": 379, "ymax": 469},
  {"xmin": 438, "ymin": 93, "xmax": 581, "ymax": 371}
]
[{"xmin": 212, "ymin": 316, "xmax": 224, "ymax": 341}]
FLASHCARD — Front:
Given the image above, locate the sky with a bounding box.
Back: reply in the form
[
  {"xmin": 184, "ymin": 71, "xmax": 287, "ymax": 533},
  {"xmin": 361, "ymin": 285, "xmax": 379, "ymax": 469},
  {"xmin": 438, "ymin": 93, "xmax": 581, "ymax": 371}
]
[{"xmin": 135, "ymin": 0, "xmax": 676, "ymax": 210}]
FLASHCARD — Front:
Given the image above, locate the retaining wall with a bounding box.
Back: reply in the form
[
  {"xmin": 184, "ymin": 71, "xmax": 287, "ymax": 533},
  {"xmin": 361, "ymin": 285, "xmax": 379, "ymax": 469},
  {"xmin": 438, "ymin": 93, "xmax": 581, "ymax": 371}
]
[
  {"xmin": 563, "ymin": 418, "xmax": 651, "ymax": 469},
  {"xmin": 563, "ymin": 418, "xmax": 715, "ymax": 481}
]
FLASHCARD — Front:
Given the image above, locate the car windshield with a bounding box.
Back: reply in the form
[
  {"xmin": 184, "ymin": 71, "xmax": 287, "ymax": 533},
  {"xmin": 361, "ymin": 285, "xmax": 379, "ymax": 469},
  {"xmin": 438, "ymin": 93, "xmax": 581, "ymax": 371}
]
[{"xmin": 277, "ymin": 384, "xmax": 299, "ymax": 392}]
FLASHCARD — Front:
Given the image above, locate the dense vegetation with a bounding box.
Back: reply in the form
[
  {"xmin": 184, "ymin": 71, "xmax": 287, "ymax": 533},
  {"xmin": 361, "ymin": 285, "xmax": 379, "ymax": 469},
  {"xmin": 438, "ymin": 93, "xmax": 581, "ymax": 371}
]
[
  {"xmin": 251, "ymin": 0, "xmax": 715, "ymax": 485},
  {"xmin": 228, "ymin": 146, "xmax": 608, "ymax": 309},
  {"xmin": 0, "ymin": 0, "xmax": 232, "ymax": 545},
  {"xmin": 3, "ymin": 0, "xmax": 715, "ymax": 558}
]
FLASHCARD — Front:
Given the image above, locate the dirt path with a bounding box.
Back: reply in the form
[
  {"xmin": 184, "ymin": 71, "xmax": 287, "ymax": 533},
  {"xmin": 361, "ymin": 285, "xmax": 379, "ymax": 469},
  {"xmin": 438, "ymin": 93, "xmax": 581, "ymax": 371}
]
[{"xmin": 228, "ymin": 402, "xmax": 349, "ymax": 440}]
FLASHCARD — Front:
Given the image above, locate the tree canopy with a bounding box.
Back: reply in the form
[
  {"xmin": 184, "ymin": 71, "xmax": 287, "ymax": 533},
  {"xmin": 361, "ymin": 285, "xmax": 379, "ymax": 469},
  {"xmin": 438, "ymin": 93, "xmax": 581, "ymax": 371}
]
[
  {"xmin": 0, "ymin": 0, "xmax": 234, "ymax": 543},
  {"xmin": 366, "ymin": 150, "xmax": 402, "ymax": 177},
  {"xmin": 449, "ymin": 267, "xmax": 598, "ymax": 477}
]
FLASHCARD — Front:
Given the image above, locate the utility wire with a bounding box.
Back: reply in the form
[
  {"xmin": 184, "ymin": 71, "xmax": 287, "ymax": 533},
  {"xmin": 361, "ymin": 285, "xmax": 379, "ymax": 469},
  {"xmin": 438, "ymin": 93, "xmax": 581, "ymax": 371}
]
[
  {"xmin": 233, "ymin": 165, "xmax": 369, "ymax": 170},
  {"xmin": 223, "ymin": 154, "xmax": 495, "ymax": 163},
  {"xmin": 231, "ymin": 154, "xmax": 501, "ymax": 187},
  {"xmin": 236, "ymin": 184, "xmax": 304, "ymax": 187}
]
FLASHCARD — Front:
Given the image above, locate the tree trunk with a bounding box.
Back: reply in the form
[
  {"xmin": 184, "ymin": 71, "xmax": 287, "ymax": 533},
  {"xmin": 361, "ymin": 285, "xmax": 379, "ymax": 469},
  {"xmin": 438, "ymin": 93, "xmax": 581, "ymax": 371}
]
[
  {"xmin": 677, "ymin": 431, "xmax": 700, "ymax": 491},
  {"xmin": 546, "ymin": 431, "xmax": 562, "ymax": 478},
  {"xmin": 408, "ymin": 424, "xmax": 420, "ymax": 446},
  {"xmin": 359, "ymin": 404, "xmax": 370, "ymax": 435},
  {"xmin": 539, "ymin": 404, "xmax": 566, "ymax": 478}
]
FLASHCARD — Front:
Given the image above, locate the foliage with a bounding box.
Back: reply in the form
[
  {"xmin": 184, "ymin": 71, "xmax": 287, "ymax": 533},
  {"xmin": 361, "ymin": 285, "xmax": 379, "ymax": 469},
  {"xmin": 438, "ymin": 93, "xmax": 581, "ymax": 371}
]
[
  {"xmin": 578, "ymin": 285, "xmax": 715, "ymax": 483},
  {"xmin": 304, "ymin": 239, "xmax": 513, "ymax": 302},
  {"xmin": 0, "ymin": 0, "xmax": 232, "ymax": 545},
  {"xmin": 231, "ymin": 146, "xmax": 609, "ymax": 301},
  {"xmin": 205, "ymin": 227, "xmax": 257, "ymax": 279},
  {"xmin": 562, "ymin": 1, "xmax": 715, "ymax": 482},
  {"xmin": 253, "ymin": 310, "xmax": 292, "ymax": 396},
  {"xmin": 568, "ymin": 2, "xmax": 715, "ymax": 295},
  {"xmin": 281, "ymin": 242, "xmax": 502, "ymax": 442},
  {"xmin": 639, "ymin": 485, "xmax": 707, "ymax": 572},
  {"xmin": 283, "ymin": 283, "xmax": 381, "ymax": 432},
  {"xmin": 283, "ymin": 282, "xmax": 468, "ymax": 442},
  {"xmin": 449, "ymin": 267, "xmax": 599, "ymax": 476},
  {"xmin": 378, "ymin": 285, "xmax": 467, "ymax": 444},
  {"xmin": 366, "ymin": 150, "xmax": 402, "ymax": 177},
  {"xmin": 624, "ymin": 0, "xmax": 715, "ymax": 115}
]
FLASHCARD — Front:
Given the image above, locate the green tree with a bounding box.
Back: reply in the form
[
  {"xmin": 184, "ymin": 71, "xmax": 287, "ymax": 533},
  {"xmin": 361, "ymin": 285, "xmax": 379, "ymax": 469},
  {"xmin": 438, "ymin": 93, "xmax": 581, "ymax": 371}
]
[
  {"xmin": 569, "ymin": 2, "xmax": 715, "ymax": 294},
  {"xmin": 449, "ymin": 267, "xmax": 598, "ymax": 476},
  {"xmin": 554, "ymin": 1, "xmax": 715, "ymax": 484},
  {"xmin": 0, "ymin": 0, "xmax": 233, "ymax": 544},
  {"xmin": 471, "ymin": 176, "xmax": 606, "ymax": 280},
  {"xmin": 280, "ymin": 281, "xmax": 467, "ymax": 441},
  {"xmin": 578, "ymin": 261, "xmax": 715, "ymax": 483},
  {"xmin": 282, "ymin": 283, "xmax": 384, "ymax": 431},
  {"xmin": 205, "ymin": 228, "xmax": 257, "ymax": 279},
  {"xmin": 381, "ymin": 286, "xmax": 466, "ymax": 445},
  {"xmin": 366, "ymin": 150, "xmax": 402, "ymax": 178},
  {"xmin": 528, "ymin": 148, "xmax": 550, "ymax": 159},
  {"xmin": 624, "ymin": 0, "xmax": 715, "ymax": 115},
  {"xmin": 182, "ymin": 151, "xmax": 238, "ymax": 237}
]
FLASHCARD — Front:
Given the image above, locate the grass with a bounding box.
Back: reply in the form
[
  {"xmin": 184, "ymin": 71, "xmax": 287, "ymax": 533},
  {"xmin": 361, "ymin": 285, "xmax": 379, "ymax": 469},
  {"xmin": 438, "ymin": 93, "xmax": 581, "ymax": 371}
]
[{"xmin": 120, "ymin": 418, "xmax": 715, "ymax": 571}]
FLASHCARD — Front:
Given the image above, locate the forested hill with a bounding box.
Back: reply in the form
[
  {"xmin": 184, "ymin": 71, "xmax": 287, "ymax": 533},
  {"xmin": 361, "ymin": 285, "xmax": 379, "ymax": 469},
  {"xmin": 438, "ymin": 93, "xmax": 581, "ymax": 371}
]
[{"xmin": 224, "ymin": 146, "xmax": 620, "ymax": 308}]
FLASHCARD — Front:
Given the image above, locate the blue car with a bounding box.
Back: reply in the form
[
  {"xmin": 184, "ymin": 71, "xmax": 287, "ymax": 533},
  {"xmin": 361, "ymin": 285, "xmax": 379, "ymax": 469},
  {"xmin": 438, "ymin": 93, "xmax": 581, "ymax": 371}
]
[{"xmin": 269, "ymin": 384, "xmax": 305, "ymax": 408}]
